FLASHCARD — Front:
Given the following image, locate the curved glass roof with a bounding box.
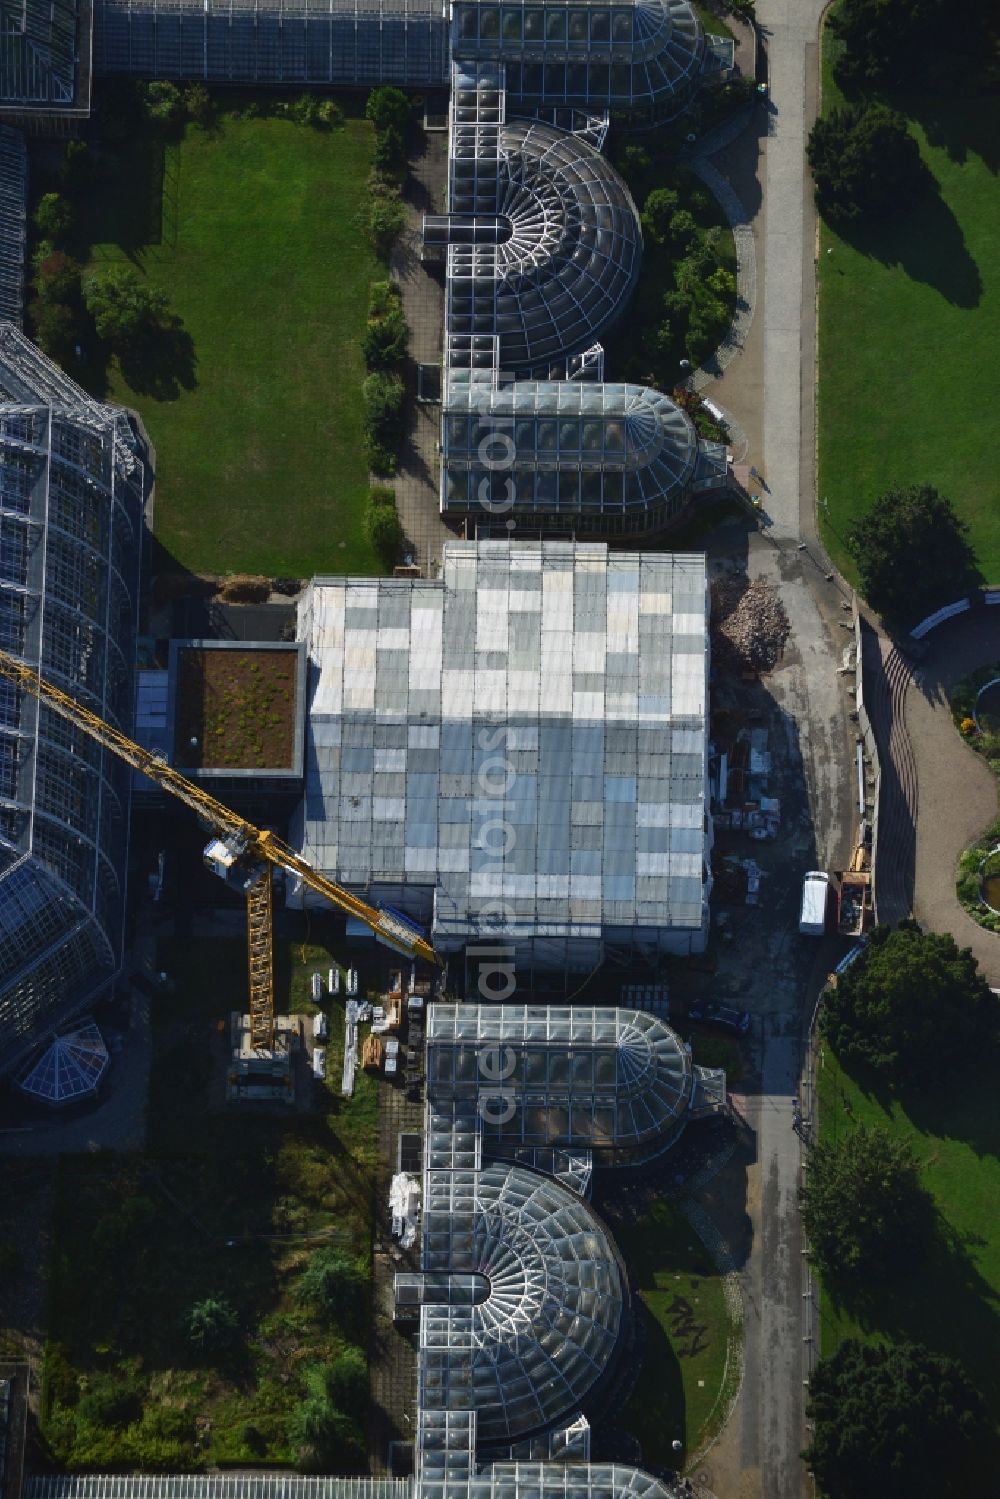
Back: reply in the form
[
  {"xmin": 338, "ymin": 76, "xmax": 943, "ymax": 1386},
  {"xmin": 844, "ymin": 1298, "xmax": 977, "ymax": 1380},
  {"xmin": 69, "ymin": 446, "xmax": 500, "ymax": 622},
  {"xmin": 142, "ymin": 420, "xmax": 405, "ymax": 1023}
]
[
  {"xmin": 452, "ymin": 0, "xmax": 706, "ymax": 114},
  {"xmin": 493, "ymin": 119, "xmax": 641, "ymax": 369},
  {"xmin": 17, "ymin": 1018, "xmax": 108, "ymax": 1104},
  {"xmin": 428, "ymin": 1004, "xmax": 695, "ymax": 1156},
  {"xmin": 465, "ymin": 1162, "xmax": 623, "ymax": 1442},
  {"xmin": 443, "ymin": 379, "xmax": 699, "ymax": 517}
]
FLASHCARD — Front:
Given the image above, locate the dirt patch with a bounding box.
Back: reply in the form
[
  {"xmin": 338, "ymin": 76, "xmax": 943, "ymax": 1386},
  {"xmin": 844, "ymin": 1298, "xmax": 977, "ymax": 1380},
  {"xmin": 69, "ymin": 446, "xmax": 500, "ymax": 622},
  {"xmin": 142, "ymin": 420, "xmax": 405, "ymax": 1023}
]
[{"xmin": 175, "ymin": 648, "xmax": 297, "ymax": 770}]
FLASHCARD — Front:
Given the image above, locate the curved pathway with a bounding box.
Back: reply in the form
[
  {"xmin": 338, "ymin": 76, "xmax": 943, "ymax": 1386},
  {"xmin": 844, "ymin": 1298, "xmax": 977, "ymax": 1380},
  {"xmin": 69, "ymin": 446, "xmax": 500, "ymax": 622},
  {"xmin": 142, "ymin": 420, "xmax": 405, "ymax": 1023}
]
[{"xmin": 903, "ymin": 611, "xmax": 1000, "ymax": 984}]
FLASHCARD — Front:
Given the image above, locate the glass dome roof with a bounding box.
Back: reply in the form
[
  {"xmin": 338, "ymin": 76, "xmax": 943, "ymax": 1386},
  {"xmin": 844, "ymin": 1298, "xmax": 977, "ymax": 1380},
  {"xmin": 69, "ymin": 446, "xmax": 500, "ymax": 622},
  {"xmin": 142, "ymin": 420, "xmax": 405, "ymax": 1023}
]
[
  {"xmin": 465, "ymin": 1162, "xmax": 623, "ymax": 1442},
  {"xmin": 493, "ymin": 119, "xmax": 641, "ymax": 369},
  {"xmin": 17, "ymin": 1018, "xmax": 108, "ymax": 1105},
  {"xmin": 428, "ymin": 1004, "xmax": 696, "ymax": 1157},
  {"xmin": 443, "ymin": 379, "xmax": 700, "ymax": 517}
]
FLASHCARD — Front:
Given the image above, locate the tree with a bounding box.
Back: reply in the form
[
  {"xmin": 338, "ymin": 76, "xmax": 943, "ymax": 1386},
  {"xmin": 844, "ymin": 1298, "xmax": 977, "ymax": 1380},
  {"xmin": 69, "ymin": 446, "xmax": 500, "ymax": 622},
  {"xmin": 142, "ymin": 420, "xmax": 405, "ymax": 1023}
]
[
  {"xmin": 806, "ymin": 104, "xmax": 924, "ymax": 225},
  {"xmin": 365, "ymin": 86, "xmax": 411, "ymax": 135},
  {"xmin": 829, "ymin": 0, "xmax": 980, "ymax": 96},
  {"xmin": 33, "ymin": 192, "xmax": 73, "ymax": 244},
  {"xmin": 184, "ymin": 1296, "xmax": 240, "ymax": 1355},
  {"xmin": 804, "ymin": 1339, "xmax": 986, "ymax": 1498},
  {"xmin": 34, "ymin": 250, "xmax": 82, "ymax": 304},
  {"xmin": 822, "ymin": 921, "xmax": 997, "ymax": 1079},
  {"xmin": 373, "ymin": 123, "xmax": 406, "ymax": 173},
  {"xmin": 83, "ymin": 267, "xmax": 170, "ymax": 349},
  {"xmin": 800, "ymin": 1123, "xmax": 931, "ymax": 1283},
  {"xmin": 668, "ymin": 208, "xmax": 698, "ymax": 249},
  {"xmin": 846, "ymin": 484, "xmax": 980, "ymax": 629},
  {"xmin": 640, "ymin": 187, "xmax": 680, "ymax": 245},
  {"xmin": 29, "ymin": 297, "xmax": 77, "ymax": 361}
]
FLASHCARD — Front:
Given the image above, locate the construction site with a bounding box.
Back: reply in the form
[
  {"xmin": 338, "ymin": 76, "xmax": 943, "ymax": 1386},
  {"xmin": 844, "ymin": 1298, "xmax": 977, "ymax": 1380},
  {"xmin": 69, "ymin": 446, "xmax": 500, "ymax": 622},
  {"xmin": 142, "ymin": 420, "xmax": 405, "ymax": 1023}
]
[{"xmin": 0, "ymin": 5, "xmax": 876, "ymax": 1499}]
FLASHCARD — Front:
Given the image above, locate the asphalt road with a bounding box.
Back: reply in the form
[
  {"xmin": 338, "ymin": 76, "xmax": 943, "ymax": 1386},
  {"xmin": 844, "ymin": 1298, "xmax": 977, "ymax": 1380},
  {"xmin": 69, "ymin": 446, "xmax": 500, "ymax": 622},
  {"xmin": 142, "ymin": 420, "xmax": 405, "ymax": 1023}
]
[{"xmin": 716, "ymin": 5, "xmax": 837, "ymax": 1496}]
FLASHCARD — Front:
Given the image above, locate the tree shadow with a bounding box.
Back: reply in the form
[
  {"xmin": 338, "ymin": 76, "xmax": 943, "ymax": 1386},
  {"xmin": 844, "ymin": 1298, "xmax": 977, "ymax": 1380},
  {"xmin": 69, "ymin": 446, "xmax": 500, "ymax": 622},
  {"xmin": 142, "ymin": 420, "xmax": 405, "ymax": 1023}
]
[
  {"xmin": 826, "ymin": 1205, "xmax": 1000, "ymax": 1424},
  {"xmin": 835, "ymin": 173, "xmax": 982, "ymax": 308},
  {"xmin": 894, "ymin": 89, "xmax": 1000, "ymax": 173},
  {"xmin": 838, "ymin": 1046, "xmax": 1000, "ymax": 1163},
  {"xmin": 117, "ymin": 317, "xmax": 198, "ymax": 401}
]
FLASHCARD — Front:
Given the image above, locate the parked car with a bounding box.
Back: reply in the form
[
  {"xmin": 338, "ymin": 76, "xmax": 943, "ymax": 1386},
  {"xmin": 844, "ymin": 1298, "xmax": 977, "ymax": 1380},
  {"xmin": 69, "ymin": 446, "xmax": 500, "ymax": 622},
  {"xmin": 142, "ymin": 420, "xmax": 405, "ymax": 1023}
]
[{"xmin": 688, "ymin": 1001, "xmax": 751, "ymax": 1035}]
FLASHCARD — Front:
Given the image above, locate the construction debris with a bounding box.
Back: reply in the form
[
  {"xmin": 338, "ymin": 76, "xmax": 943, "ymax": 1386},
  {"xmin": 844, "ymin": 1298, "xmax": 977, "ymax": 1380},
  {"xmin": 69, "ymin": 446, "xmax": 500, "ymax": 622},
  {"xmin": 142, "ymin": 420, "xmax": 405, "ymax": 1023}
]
[{"xmin": 711, "ymin": 575, "xmax": 791, "ymax": 675}]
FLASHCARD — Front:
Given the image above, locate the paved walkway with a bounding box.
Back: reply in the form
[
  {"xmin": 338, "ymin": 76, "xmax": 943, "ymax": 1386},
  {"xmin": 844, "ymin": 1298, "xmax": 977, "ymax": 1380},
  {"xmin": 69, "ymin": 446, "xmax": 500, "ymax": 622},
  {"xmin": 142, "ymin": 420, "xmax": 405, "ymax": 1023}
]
[
  {"xmin": 757, "ymin": 0, "xmax": 827, "ymax": 540},
  {"xmin": 904, "ymin": 612, "xmax": 1000, "ymax": 983},
  {"xmin": 390, "ymin": 129, "xmax": 457, "ymax": 576}
]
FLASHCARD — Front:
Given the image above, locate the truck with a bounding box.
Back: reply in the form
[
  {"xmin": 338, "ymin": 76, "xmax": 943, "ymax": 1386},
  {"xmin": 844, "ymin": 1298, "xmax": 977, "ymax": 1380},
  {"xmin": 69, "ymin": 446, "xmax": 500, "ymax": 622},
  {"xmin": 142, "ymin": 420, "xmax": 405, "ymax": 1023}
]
[
  {"xmin": 799, "ymin": 871, "xmax": 830, "ymax": 936},
  {"xmin": 834, "ymin": 869, "xmax": 872, "ymax": 939},
  {"xmin": 385, "ymin": 1037, "xmax": 400, "ymax": 1078}
]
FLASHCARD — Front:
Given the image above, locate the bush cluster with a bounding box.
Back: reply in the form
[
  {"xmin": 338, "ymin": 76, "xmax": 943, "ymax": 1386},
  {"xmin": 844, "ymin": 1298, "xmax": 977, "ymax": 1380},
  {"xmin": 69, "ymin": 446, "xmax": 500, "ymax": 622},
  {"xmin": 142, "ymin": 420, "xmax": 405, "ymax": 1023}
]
[
  {"xmin": 638, "ymin": 184, "xmax": 735, "ymax": 369},
  {"xmin": 362, "ymin": 280, "xmax": 409, "ymax": 478},
  {"xmin": 365, "ymin": 86, "xmax": 410, "ymax": 261}
]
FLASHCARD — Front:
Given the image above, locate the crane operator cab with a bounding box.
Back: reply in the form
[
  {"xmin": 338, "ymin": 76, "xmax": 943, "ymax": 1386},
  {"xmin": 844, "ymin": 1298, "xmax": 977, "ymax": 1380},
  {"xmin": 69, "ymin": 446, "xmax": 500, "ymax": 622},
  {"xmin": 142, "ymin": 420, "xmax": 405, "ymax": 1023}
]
[{"xmin": 203, "ymin": 833, "xmax": 267, "ymax": 893}]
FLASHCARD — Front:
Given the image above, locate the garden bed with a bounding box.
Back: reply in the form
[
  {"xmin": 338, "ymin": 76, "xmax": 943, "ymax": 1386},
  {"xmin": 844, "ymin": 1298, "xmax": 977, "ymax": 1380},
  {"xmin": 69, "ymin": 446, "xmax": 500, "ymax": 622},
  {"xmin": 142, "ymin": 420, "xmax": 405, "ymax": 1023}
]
[
  {"xmin": 951, "ymin": 662, "xmax": 1000, "ymax": 932},
  {"xmin": 174, "ymin": 645, "xmax": 299, "ymax": 771}
]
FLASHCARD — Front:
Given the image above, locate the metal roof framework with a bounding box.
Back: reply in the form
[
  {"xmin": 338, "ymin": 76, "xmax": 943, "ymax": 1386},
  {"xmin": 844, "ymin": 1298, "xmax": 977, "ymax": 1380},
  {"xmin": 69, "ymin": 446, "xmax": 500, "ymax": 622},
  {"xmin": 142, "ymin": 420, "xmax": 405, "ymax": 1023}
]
[{"xmin": 0, "ymin": 325, "xmax": 148, "ymax": 1078}]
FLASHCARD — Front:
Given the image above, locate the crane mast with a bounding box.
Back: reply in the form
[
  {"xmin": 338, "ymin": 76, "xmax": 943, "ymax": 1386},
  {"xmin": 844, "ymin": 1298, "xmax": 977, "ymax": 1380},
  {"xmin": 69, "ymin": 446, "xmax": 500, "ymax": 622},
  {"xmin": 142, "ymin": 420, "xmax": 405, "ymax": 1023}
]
[{"xmin": 0, "ymin": 649, "xmax": 439, "ymax": 1052}]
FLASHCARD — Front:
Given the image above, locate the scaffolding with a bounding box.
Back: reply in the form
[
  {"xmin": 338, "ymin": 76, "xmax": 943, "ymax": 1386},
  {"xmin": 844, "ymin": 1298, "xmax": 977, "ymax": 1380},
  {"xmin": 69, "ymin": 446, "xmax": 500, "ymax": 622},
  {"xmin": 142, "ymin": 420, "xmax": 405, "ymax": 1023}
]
[
  {"xmin": 290, "ymin": 540, "xmax": 711, "ymax": 973},
  {"xmin": 0, "ymin": 128, "xmax": 26, "ymax": 325}
]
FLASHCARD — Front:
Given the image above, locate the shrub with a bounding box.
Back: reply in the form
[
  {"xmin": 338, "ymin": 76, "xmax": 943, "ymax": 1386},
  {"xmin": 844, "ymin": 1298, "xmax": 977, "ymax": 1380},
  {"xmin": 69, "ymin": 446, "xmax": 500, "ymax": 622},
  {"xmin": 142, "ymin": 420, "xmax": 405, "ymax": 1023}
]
[
  {"xmin": 184, "ymin": 1296, "xmax": 240, "ymax": 1355},
  {"xmin": 294, "ymin": 1248, "xmax": 367, "ymax": 1324},
  {"xmin": 373, "ymin": 123, "xmax": 406, "ymax": 173},
  {"xmin": 59, "ymin": 139, "xmax": 94, "ymax": 192},
  {"xmin": 33, "ymin": 193, "xmax": 73, "ymax": 245},
  {"xmin": 365, "ymin": 492, "xmax": 404, "ymax": 566},
  {"xmin": 369, "ymin": 194, "xmax": 406, "ymax": 260},
  {"xmin": 288, "ymin": 1362, "xmax": 365, "ymax": 1473},
  {"xmin": 640, "ymin": 187, "xmax": 680, "ymax": 245},
  {"xmin": 219, "ymin": 575, "xmax": 271, "ymax": 603},
  {"xmin": 363, "ymin": 282, "xmax": 409, "ymax": 369},
  {"xmin": 290, "ymin": 94, "xmax": 320, "ymax": 126},
  {"xmin": 77, "ymin": 1375, "xmax": 143, "ymax": 1430},
  {"xmin": 184, "ymin": 83, "xmax": 214, "ymax": 127},
  {"xmin": 317, "ymin": 99, "xmax": 345, "ymax": 128},
  {"xmin": 363, "ymin": 370, "xmax": 405, "ymax": 473},
  {"xmin": 144, "ymin": 80, "xmax": 184, "ymax": 125}
]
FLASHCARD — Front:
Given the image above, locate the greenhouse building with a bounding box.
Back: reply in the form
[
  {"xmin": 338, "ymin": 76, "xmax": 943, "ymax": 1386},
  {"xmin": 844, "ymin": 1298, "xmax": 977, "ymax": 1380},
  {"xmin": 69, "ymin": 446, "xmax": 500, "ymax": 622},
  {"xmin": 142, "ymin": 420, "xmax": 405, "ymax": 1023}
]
[
  {"xmin": 289, "ymin": 539, "xmax": 712, "ymax": 977},
  {"xmin": 0, "ymin": 326, "xmax": 149, "ymax": 1078}
]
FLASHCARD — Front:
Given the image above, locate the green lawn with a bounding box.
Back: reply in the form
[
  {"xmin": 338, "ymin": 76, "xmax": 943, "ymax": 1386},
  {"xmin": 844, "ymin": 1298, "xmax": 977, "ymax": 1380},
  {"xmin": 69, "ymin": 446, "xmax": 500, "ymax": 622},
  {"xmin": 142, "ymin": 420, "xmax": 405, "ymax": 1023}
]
[
  {"xmin": 78, "ymin": 111, "xmax": 381, "ymax": 578},
  {"xmin": 617, "ymin": 1198, "xmax": 738, "ymax": 1464},
  {"xmin": 817, "ymin": 1045, "xmax": 1000, "ymax": 1466},
  {"xmin": 816, "ymin": 28, "xmax": 1000, "ymax": 582},
  {"xmin": 41, "ymin": 938, "xmax": 378, "ymax": 1471}
]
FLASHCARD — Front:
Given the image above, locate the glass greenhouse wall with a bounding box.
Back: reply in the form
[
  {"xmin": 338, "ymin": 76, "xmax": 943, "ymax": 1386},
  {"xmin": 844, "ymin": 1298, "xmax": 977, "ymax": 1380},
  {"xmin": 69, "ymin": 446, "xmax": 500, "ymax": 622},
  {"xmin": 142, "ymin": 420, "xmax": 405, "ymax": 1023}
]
[
  {"xmin": 0, "ymin": 326, "xmax": 149, "ymax": 1077},
  {"xmin": 92, "ymin": 0, "xmax": 704, "ymax": 119}
]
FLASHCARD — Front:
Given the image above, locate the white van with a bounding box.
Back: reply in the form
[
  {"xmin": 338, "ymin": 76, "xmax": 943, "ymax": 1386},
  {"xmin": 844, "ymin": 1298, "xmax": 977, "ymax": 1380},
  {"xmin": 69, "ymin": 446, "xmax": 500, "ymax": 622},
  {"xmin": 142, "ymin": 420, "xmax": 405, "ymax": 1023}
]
[
  {"xmin": 312, "ymin": 1046, "xmax": 327, "ymax": 1080},
  {"xmin": 799, "ymin": 871, "xmax": 830, "ymax": 936}
]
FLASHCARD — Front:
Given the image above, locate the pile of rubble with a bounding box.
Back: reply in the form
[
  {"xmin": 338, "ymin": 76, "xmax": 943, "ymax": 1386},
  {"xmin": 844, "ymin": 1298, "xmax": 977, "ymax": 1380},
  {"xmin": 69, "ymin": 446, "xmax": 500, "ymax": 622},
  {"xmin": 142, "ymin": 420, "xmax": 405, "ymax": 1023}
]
[{"xmin": 711, "ymin": 575, "xmax": 791, "ymax": 675}]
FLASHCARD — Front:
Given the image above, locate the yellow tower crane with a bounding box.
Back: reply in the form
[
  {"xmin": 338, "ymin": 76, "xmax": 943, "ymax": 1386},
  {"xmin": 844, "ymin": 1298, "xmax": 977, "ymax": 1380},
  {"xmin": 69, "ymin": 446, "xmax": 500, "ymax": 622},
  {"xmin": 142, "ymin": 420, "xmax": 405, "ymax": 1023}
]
[{"xmin": 0, "ymin": 648, "xmax": 440, "ymax": 1052}]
